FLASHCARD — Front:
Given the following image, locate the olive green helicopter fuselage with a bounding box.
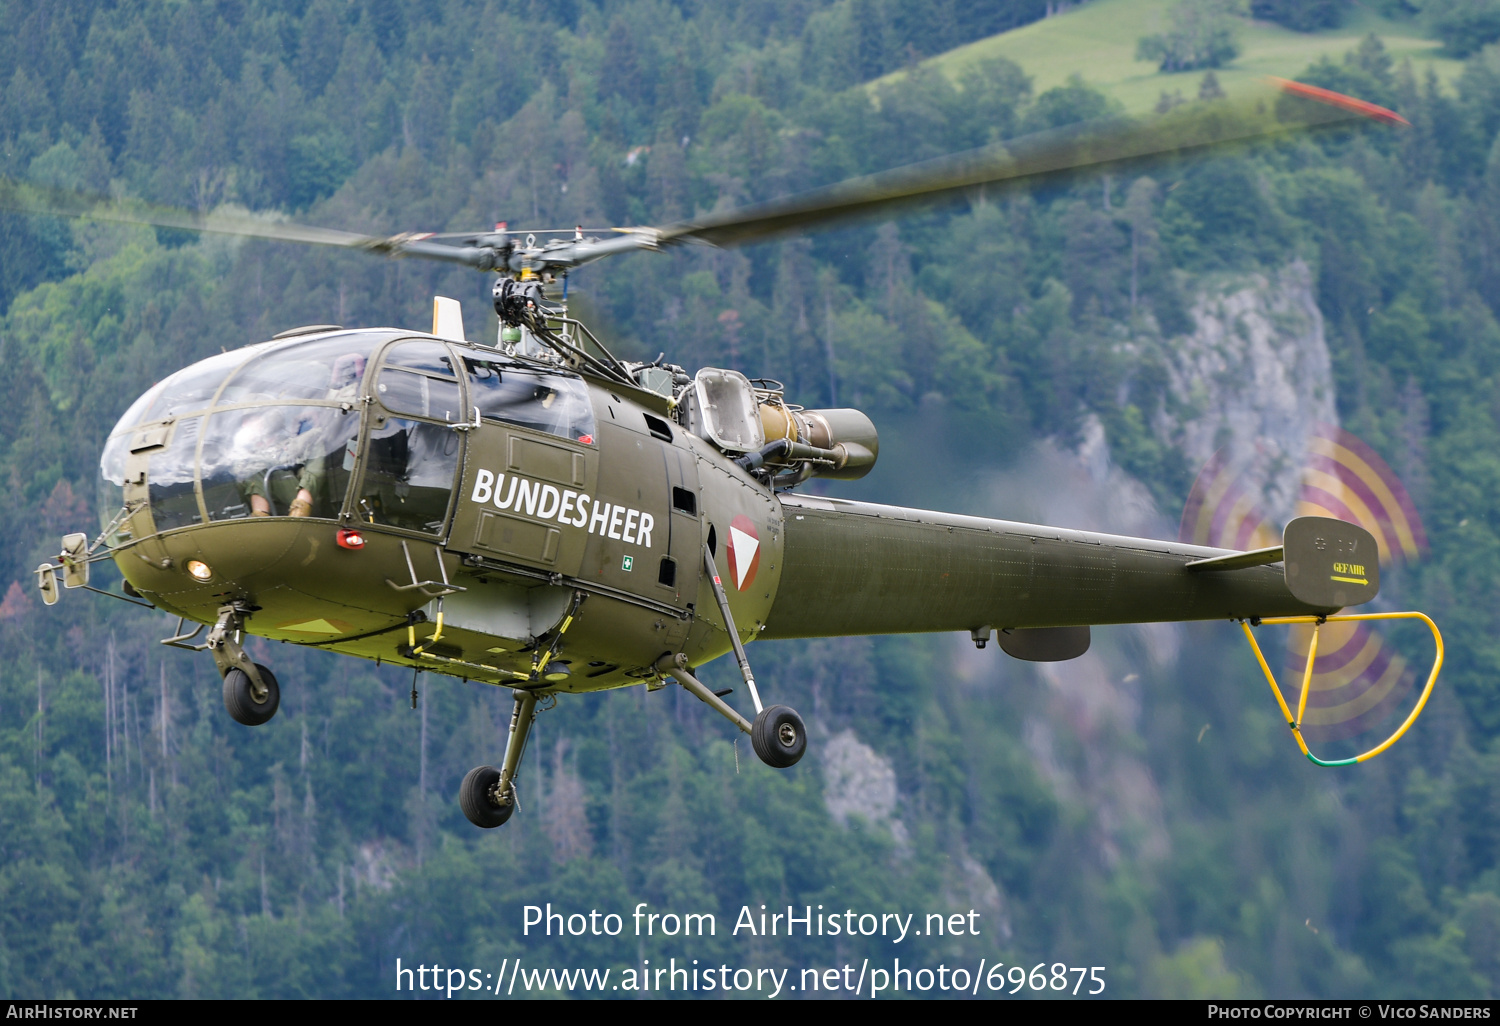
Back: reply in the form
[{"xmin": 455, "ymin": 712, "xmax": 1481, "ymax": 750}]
[
  {"xmin": 51, "ymin": 306, "xmax": 1392, "ymax": 826},
  {"xmin": 99, "ymin": 322, "xmax": 1348, "ymax": 700}
]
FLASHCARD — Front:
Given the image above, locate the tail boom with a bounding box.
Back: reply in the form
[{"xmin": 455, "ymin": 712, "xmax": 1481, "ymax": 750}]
[{"xmin": 761, "ymin": 495, "xmax": 1340, "ymax": 640}]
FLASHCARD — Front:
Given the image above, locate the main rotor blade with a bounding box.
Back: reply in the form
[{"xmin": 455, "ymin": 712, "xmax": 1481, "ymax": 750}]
[
  {"xmin": 0, "ymin": 79, "xmax": 1403, "ymax": 278},
  {"xmin": 651, "ymin": 80, "xmax": 1404, "ymax": 249},
  {"xmin": 0, "ymin": 181, "xmax": 500, "ymax": 268}
]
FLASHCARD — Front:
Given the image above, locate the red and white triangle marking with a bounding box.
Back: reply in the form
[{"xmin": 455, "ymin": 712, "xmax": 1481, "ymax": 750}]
[{"xmin": 726, "ymin": 515, "xmax": 761, "ymax": 591}]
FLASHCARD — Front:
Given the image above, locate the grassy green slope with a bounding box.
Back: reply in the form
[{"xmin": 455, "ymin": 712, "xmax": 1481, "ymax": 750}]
[{"xmin": 876, "ymin": 0, "xmax": 1461, "ymax": 113}]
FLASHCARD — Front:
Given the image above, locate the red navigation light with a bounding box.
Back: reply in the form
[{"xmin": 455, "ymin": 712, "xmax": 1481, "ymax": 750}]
[{"xmin": 336, "ymin": 529, "xmax": 366, "ymax": 550}]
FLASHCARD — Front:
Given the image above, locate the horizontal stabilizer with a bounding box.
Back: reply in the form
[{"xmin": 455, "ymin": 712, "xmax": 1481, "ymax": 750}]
[
  {"xmin": 1185, "ymin": 546, "xmax": 1284, "ymax": 572},
  {"xmin": 1182, "ymin": 518, "xmax": 1379, "ymax": 609}
]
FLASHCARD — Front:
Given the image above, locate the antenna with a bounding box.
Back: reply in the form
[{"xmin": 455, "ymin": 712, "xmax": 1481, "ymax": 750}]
[{"xmin": 431, "ymin": 296, "xmax": 466, "ymax": 342}]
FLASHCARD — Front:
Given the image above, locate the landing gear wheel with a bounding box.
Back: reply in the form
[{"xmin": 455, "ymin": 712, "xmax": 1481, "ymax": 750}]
[
  {"xmin": 223, "ymin": 663, "xmax": 280, "ymax": 726},
  {"xmin": 459, "ymin": 765, "xmax": 515, "ymax": 829},
  {"xmin": 751, "ymin": 705, "xmax": 806, "ymax": 768}
]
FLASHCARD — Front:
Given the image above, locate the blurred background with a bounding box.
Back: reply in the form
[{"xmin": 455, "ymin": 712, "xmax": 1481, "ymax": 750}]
[{"xmin": 1, "ymin": 0, "xmax": 1498, "ymax": 998}]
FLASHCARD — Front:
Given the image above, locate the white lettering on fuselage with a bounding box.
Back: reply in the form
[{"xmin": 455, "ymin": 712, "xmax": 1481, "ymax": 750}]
[{"xmin": 471, "ymin": 470, "xmax": 654, "ymax": 549}]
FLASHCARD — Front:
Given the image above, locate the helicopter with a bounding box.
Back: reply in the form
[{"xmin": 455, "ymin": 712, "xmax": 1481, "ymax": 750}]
[{"xmin": 24, "ymin": 77, "xmax": 1441, "ymax": 829}]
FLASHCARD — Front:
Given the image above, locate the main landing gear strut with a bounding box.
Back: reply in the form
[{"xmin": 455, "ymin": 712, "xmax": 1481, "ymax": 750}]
[
  {"xmin": 662, "ymin": 542, "xmax": 807, "ymax": 769},
  {"xmin": 456, "ymin": 542, "xmax": 805, "ymax": 830},
  {"xmin": 460, "ymin": 690, "xmax": 536, "ymax": 828}
]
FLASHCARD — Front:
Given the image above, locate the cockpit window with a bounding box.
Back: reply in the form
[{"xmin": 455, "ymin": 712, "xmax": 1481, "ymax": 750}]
[
  {"xmin": 113, "ymin": 380, "xmax": 168, "ymax": 434},
  {"xmin": 377, "ymin": 369, "xmax": 463, "ymax": 422},
  {"xmin": 140, "ymin": 348, "xmax": 262, "ymax": 422},
  {"xmin": 200, "ymin": 405, "xmax": 360, "ymax": 521},
  {"xmin": 464, "ymin": 359, "xmax": 596, "ymax": 442},
  {"xmin": 97, "ymin": 431, "xmax": 130, "ymax": 543},
  {"xmin": 218, "ymin": 336, "xmax": 376, "ymax": 406},
  {"xmin": 98, "ymin": 332, "xmax": 398, "ymax": 535},
  {"xmin": 148, "ymin": 417, "xmax": 203, "ymax": 531},
  {"xmin": 355, "ymin": 418, "xmax": 460, "ymax": 534},
  {"xmin": 375, "ymin": 340, "xmax": 464, "ymax": 422},
  {"xmin": 383, "ymin": 340, "xmax": 457, "ymax": 377}
]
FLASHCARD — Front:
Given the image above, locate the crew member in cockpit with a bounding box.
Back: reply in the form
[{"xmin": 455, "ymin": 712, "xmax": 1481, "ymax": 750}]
[
  {"xmin": 247, "ymin": 477, "xmax": 316, "ymax": 517},
  {"xmin": 239, "ymin": 352, "xmax": 366, "ymax": 517},
  {"xmin": 236, "ymin": 407, "xmax": 320, "ymax": 518},
  {"xmin": 327, "ymin": 352, "xmax": 365, "ymax": 401}
]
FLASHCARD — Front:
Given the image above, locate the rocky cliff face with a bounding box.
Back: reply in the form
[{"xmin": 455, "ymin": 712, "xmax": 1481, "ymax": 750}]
[{"xmin": 1152, "ymin": 260, "xmax": 1337, "ymax": 526}]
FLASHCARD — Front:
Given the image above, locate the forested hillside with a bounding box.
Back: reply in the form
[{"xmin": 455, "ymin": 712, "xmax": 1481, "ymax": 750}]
[{"xmin": 3, "ymin": 0, "xmax": 1500, "ymax": 998}]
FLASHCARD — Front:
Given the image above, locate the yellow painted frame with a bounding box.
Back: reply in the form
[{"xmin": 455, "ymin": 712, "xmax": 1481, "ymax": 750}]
[{"xmin": 1239, "ymin": 612, "xmax": 1443, "ymax": 767}]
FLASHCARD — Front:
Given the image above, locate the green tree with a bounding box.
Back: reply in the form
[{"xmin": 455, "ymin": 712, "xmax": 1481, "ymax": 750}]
[
  {"xmin": 1137, "ymin": 0, "xmax": 1245, "ymax": 72},
  {"xmin": 1429, "ymin": 0, "xmax": 1500, "ymax": 57},
  {"xmin": 1250, "ymin": 0, "xmax": 1347, "ymax": 31}
]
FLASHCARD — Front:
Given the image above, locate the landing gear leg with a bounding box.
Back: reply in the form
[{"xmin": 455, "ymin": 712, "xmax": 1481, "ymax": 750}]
[
  {"xmin": 459, "ymin": 690, "xmax": 537, "ymax": 829},
  {"xmin": 670, "ymin": 543, "xmax": 807, "ymax": 769},
  {"xmin": 206, "ymin": 603, "xmax": 280, "ymax": 726}
]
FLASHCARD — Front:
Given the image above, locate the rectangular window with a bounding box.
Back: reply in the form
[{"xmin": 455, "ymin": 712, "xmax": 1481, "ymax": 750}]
[
  {"xmin": 465, "ymin": 359, "xmax": 597, "ymax": 442},
  {"xmin": 200, "ymin": 405, "xmax": 359, "ymax": 521},
  {"xmin": 147, "ymin": 417, "xmax": 202, "ymax": 530},
  {"xmin": 376, "ymin": 368, "xmax": 462, "ymax": 423},
  {"xmin": 357, "ymin": 418, "xmax": 460, "ymax": 534}
]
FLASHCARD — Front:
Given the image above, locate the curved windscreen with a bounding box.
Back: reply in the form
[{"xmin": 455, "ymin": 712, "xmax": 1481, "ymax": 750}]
[
  {"xmin": 111, "ymin": 380, "xmax": 168, "ymax": 435},
  {"xmin": 98, "ymin": 333, "xmax": 387, "ymax": 533},
  {"xmin": 97, "ymin": 431, "xmax": 130, "ymax": 544},
  {"xmin": 96, "ymin": 333, "xmax": 581, "ymax": 540},
  {"xmin": 200, "ymin": 405, "xmax": 361, "ymax": 521},
  {"xmin": 137, "ymin": 348, "xmax": 263, "ymax": 424},
  {"xmin": 464, "ymin": 357, "xmax": 596, "ymax": 441},
  {"xmin": 148, "ymin": 417, "xmax": 203, "ymax": 531},
  {"xmin": 217, "ymin": 336, "xmax": 377, "ymax": 406},
  {"xmin": 95, "ymin": 415, "xmax": 205, "ymax": 536}
]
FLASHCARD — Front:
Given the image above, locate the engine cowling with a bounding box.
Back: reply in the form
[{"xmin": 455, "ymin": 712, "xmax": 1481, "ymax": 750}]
[
  {"xmin": 758, "ymin": 403, "xmax": 878, "ymax": 480},
  {"xmin": 682, "ymin": 368, "xmax": 879, "ymax": 481}
]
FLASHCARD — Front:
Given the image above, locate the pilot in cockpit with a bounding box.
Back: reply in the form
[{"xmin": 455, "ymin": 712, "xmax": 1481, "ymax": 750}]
[
  {"xmin": 236, "ymin": 407, "xmax": 320, "ymax": 517},
  {"xmin": 326, "ymin": 351, "xmax": 366, "ymax": 401},
  {"xmin": 238, "ymin": 351, "xmax": 366, "ymax": 517}
]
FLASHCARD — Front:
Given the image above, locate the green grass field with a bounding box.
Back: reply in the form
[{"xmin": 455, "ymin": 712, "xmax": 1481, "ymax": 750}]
[{"xmin": 874, "ymin": 0, "xmax": 1462, "ymax": 114}]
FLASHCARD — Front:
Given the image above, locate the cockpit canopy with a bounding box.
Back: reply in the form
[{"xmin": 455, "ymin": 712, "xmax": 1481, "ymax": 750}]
[{"xmin": 99, "ymin": 330, "xmax": 596, "ymax": 542}]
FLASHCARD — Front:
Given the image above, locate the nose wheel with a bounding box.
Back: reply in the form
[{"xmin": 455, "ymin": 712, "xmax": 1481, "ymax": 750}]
[
  {"xmin": 223, "ymin": 663, "xmax": 280, "ymax": 725},
  {"xmin": 203, "ymin": 603, "xmax": 282, "ymax": 726}
]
